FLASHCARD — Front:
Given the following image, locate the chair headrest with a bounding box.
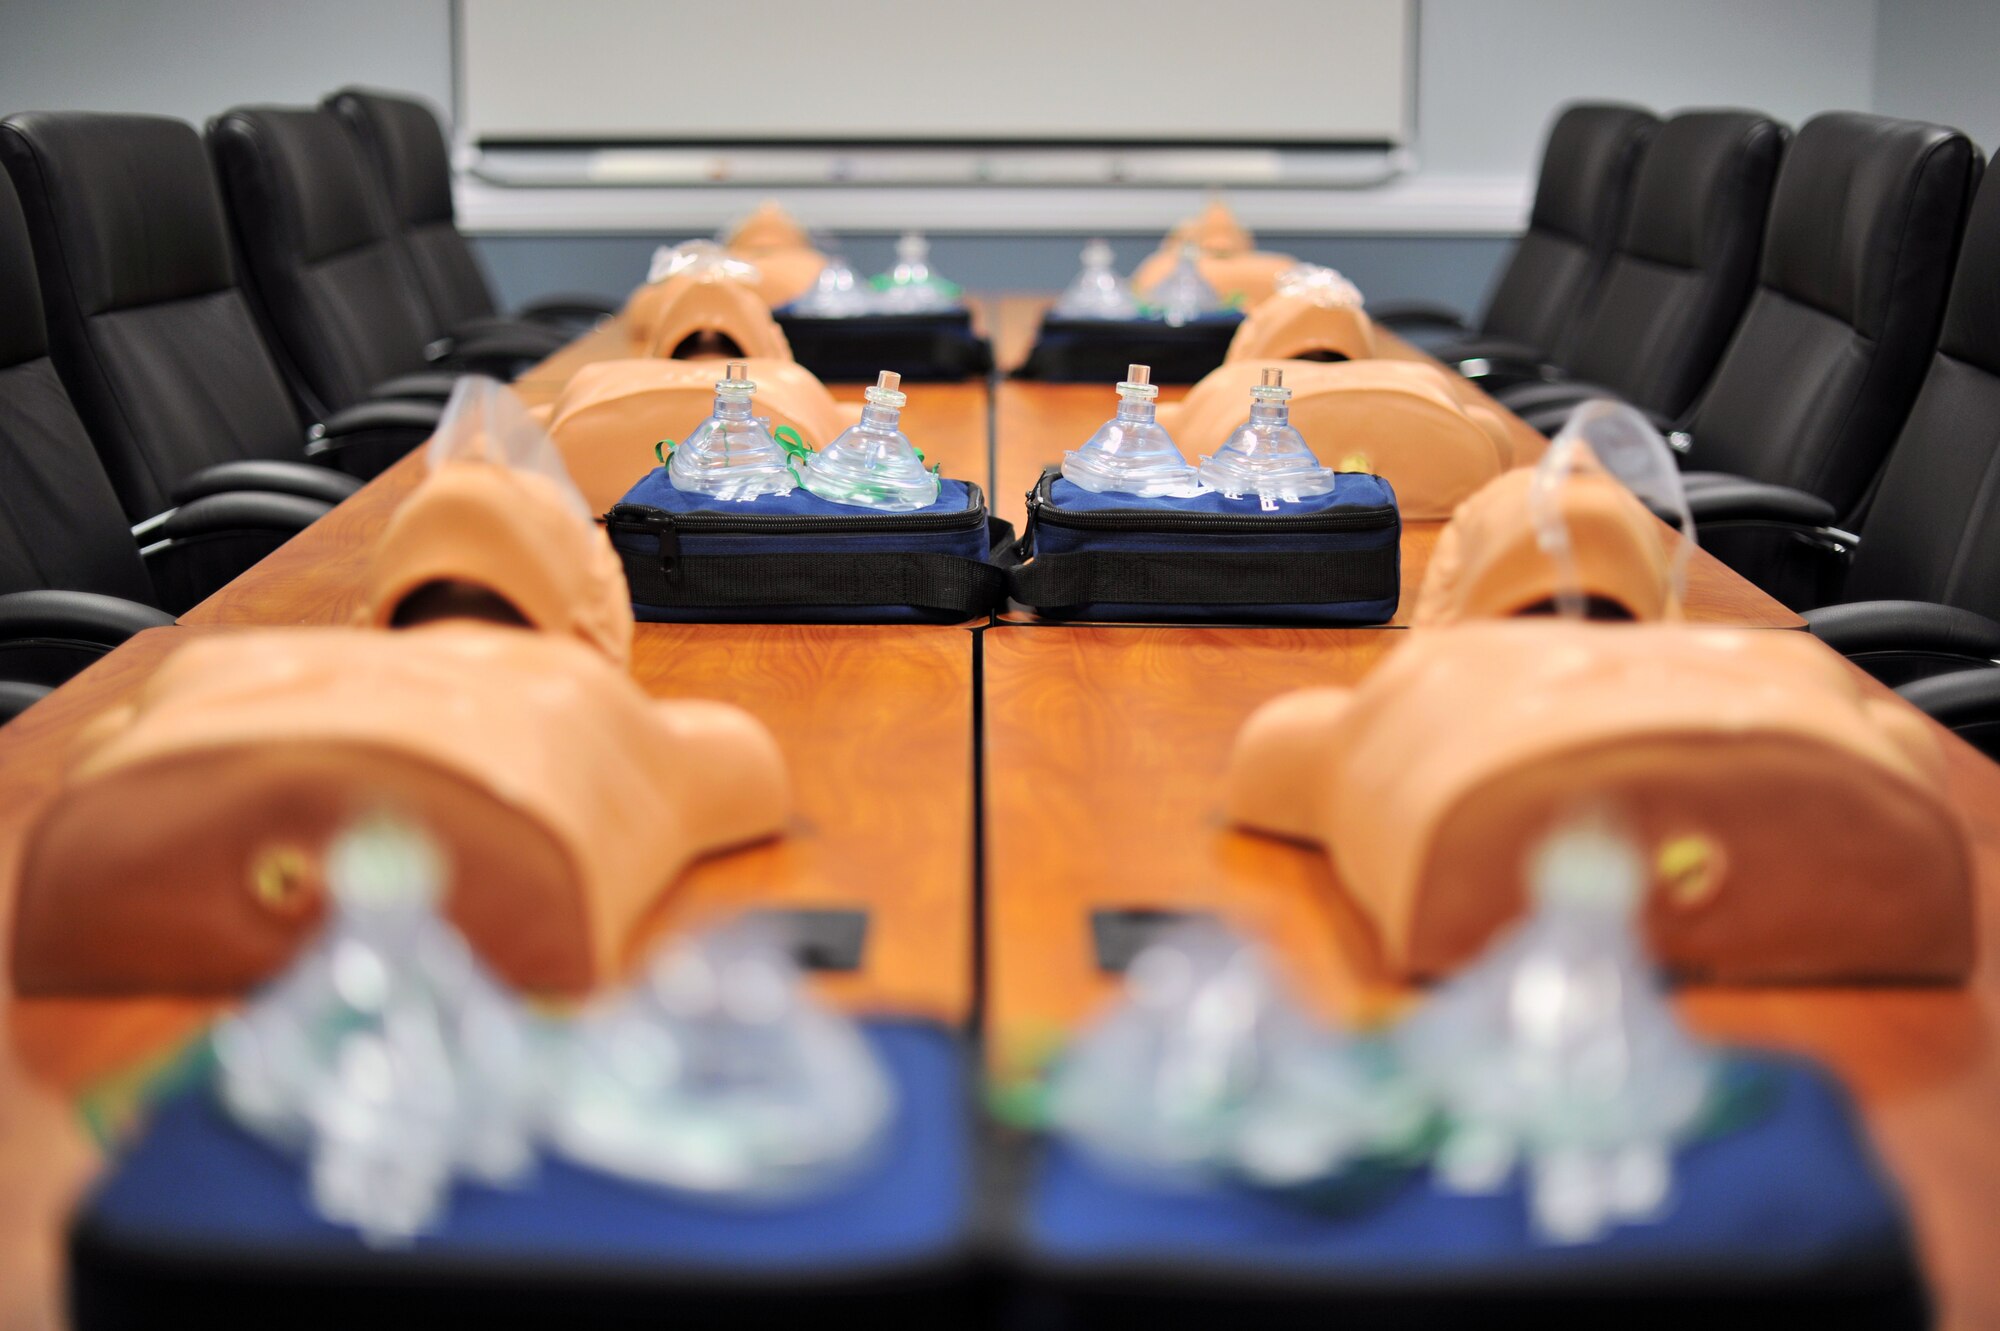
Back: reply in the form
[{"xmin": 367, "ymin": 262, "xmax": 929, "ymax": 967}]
[
  {"xmin": 0, "ymin": 164, "xmax": 47, "ymax": 368},
  {"xmin": 1938, "ymin": 167, "xmax": 2000, "ymax": 372},
  {"xmin": 326, "ymin": 87, "xmax": 456, "ymax": 229},
  {"xmin": 1621, "ymin": 110, "xmax": 1788, "ymax": 270},
  {"xmin": 208, "ymin": 105, "xmax": 393, "ymax": 265},
  {"xmin": 1761, "ymin": 111, "xmax": 1980, "ymax": 336},
  {"xmin": 0, "ymin": 111, "xmax": 237, "ymax": 316},
  {"xmin": 1527, "ymin": 102, "xmax": 1658, "ymax": 244}
]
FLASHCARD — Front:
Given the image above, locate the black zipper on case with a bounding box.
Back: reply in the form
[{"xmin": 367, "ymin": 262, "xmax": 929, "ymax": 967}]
[
  {"xmin": 1024, "ymin": 472, "xmax": 1397, "ymax": 537},
  {"xmin": 605, "ymin": 483, "xmax": 988, "ymax": 583}
]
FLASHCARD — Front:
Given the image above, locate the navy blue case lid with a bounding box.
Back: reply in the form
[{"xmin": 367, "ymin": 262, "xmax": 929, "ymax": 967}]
[
  {"xmin": 1019, "ymin": 1055, "xmax": 1922, "ymax": 1322},
  {"xmin": 74, "ymin": 1022, "xmax": 972, "ymax": 1293}
]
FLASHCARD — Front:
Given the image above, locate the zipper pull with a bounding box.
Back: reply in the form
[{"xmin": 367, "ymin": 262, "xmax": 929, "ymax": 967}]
[
  {"xmin": 605, "ymin": 504, "xmax": 682, "ymax": 583},
  {"xmin": 1018, "ymin": 481, "xmax": 1043, "ymax": 558}
]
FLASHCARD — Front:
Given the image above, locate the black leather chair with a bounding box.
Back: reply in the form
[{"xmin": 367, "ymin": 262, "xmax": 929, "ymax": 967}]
[
  {"xmin": 208, "ymin": 104, "xmax": 557, "ymax": 421},
  {"xmin": 1687, "ymin": 166, "xmax": 2000, "ymax": 674},
  {"xmin": 1497, "ymin": 110, "xmax": 1788, "ymax": 426},
  {"xmin": 1375, "ymin": 103, "xmax": 1658, "ymax": 371},
  {"xmin": 1675, "ymin": 113, "xmax": 1980, "ymax": 528},
  {"xmin": 0, "ymin": 112, "xmax": 421, "ymax": 508},
  {"xmin": 325, "ymin": 87, "xmax": 612, "ymax": 346},
  {"xmin": 0, "ymin": 163, "xmax": 330, "ymax": 721},
  {"xmin": 1674, "ymin": 166, "xmax": 2000, "ymax": 758}
]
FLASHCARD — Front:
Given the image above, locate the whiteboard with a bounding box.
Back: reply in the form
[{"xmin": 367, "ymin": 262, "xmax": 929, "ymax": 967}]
[{"xmin": 457, "ymin": 0, "xmax": 1411, "ymax": 147}]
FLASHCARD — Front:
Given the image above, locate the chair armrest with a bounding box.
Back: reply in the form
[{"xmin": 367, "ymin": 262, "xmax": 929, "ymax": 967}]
[
  {"xmin": 1684, "ymin": 477, "xmax": 1839, "ymax": 528},
  {"xmin": 448, "ymin": 316, "xmax": 571, "ymax": 355},
  {"xmin": 0, "ymin": 678, "xmax": 51, "ymax": 724},
  {"xmin": 517, "ymin": 293, "xmax": 618, "ymax": 326},
  {"xmin": 140, "ymin": 493, "xmax": 332, "ymax": 613},
  {"xmin": 1682, "ymin": 475, "xmax": 1847, "ymax": 613},
  {"xmin": 1677, "ymin": 471, "xmax": 1749, "ymax": 493},
  {"xmin": 312, "ymin": 398, "xmax": 444, "ymax": 442},
  {"xmin": 156, "ymin": 491, "xmax": 332, "ymax": 543},
  {"xmin": 1807, "ymin": 600, "xmax": 2000, "ymax": 667},
  {"xmin": 1367, "ymin": 301, "xmax": 1469, "ymax": 333},
  {"xmin": 0, "ymin": 591, "xmax": 171, "ymax": 700},
  {"xmin": 306, "ymin": 399, "xmax": 441, "ymax": 479},
  {"xmin": 1500, "ymin": 380, "xmax": 1613, "ymax": 437},
  {"xmin": 425, "ymin": 325, "xmax": 569, "ymax": 377},
  {"xmin": 170, "ymin": 460, "xmax": 362, "ymax": 508},
  {"xmin": 0, "ymin": 589, "xmax": 173, "ymax": 646},
  {"xmin": 1896, "ymin": 666, "xmax": 2000, "ymax": 758},
  {"xmin": 1513, "ymin": 395, "xmax": 1680, "ymax": 441},
  {"xmin": 1460, "ymin": 362, "xmax": 1560, "ymax": 395},
  {"xmin": 1431, "ymin": 334, "xmax": 1541, "ymax": 360},
  {"xmin": 369, "ymin": 371, "xmax": 462, "ymax": 403},
  {"xmin": 1496, "ymin": 381, "xmax": 1601, "ymax": 412},
  {"xmin": 1435, "ymin": 338, "xmax": 1562, "ymax": 391}
]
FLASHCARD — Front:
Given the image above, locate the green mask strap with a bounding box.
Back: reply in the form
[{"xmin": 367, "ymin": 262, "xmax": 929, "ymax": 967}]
[
  {"xmin": 773, "ymin": 425, "xmax": 812, "ymax": 461},
  {"xmin": 773, "ymin": 425, "xmax": 812, "ymax": 484}
]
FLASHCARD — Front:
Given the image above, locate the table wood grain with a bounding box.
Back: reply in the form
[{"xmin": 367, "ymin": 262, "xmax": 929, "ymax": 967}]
[
  {"xmin": 981, "ymin": 622, "xmax": 2000, "ymax": 1330},
  {"xmin": 619, "ymin": 623, "xmax": 975, "ymax": 1021}
]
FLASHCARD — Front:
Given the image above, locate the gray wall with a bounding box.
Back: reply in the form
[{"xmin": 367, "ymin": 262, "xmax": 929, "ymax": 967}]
[
  {"xmin": 474, "ymin": 231, "xmax": 1515, "ymax": 315},
  {"xmin": 1874, "ymin": 0, "xmax": 2000, "ymax": 152},
  {"xmin": 0, "ymin": 0, "xmax": 1989, "ymax": 310},
  {"xmin": 1414, "ymin": 0, "xmax": 1876, "ymax": 175},
  {"xmin": 0, "ymin": 0, "xmax": 450, "ymax": 124},
  {"xmin": 0, "ymin": 0, "xmax": 1876, "ymax": 181}
]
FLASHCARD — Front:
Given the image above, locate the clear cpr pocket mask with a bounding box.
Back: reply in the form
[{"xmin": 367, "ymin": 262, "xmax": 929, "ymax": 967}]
[{"xmin": 1162, "ymin": 359, "xmax": 1520, "ymax": 520}]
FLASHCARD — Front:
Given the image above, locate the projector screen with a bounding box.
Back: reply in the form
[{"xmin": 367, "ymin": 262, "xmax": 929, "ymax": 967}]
[{"xmin": 457, "ymin": 0, "xmax": 1412, "ymax": 147}]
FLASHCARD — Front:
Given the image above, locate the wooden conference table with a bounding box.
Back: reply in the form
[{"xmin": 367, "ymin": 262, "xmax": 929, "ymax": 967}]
[
  {"xmin": 0, "ymin": 339, "xmax": 994, "ymax": 1331},
  {"xmin": 0, "ymin": 298, "xmax": 1993, "ymax": 1330}
]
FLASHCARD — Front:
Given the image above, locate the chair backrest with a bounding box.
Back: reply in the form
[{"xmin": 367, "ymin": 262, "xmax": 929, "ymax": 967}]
[
  {"xmin": 1683, "ymin": 112, "xmax": 1981, "ymax": 517},
  {"xmin": 207, "ymin": 104, "xmax": 435, "ymax": 417},
  {"xmin": 0, "ymin": 166, "xmax": 155, "ymax": 603},
  {"xmin": 1844, "ymin": 169, "xmax": 2000, "ymax": 617},
  {"xmin": 1560, "ymin": 110, "xmax": 1788, "ymax": 417},
  {"xmin": 326, "ymin": 86, "xmax": 499, "ymax": 337},
  {"xmin": 1476, "ymin": 103, "xmax": 1659, "ymax": 357},
  {"xmin": 0, "ymin": 112, "xmax": 306, "ymax": 523}
]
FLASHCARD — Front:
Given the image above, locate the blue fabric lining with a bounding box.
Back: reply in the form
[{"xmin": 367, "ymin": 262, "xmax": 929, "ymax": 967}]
[
  {"xmin": 1025, "ymin": 1055, "xmax": 1912, "ymax": 1285},
  {"xmin": 82, "ymin": 1022, "xmax": 970, "ymax": 1276}
]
